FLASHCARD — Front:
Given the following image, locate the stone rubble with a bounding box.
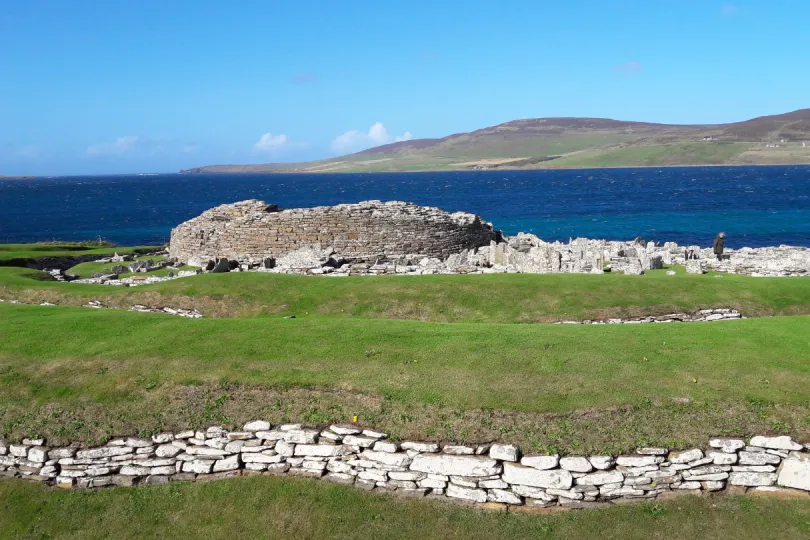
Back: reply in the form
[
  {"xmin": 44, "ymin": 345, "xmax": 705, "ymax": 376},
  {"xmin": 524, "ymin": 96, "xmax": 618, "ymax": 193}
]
[
  {"xmin": 2, "ymin": 425, "xmax": 808, "ymax": 509},
  {"xmin": 555, "ymin": 308, "xmax": 742, "ymax": 325}
]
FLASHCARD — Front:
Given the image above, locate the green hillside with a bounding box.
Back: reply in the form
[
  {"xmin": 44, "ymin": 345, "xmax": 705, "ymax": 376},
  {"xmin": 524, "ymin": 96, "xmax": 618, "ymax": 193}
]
[{"xmin": 182, "ymin": 109, "xmax": 810, "ymax": 173}]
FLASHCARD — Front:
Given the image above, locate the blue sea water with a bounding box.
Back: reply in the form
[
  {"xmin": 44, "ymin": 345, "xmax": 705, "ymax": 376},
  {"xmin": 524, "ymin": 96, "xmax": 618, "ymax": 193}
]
[{"xmin": 1, "ymin": 166, "xmax": 809, "ymax": 249}]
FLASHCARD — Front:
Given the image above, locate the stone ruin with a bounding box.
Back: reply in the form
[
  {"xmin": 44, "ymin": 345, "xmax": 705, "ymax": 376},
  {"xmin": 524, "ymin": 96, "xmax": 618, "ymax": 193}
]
[
  {"xmin": 169, "ymin": 200, "xmax": 810, "ymax": 277},
  {"xmin": 169, "ymin": 199, "xmax": 498, "ymax": 268}
]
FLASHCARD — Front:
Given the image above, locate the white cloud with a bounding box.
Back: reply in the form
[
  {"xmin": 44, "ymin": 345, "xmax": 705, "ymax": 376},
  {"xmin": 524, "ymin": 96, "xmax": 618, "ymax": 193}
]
[
  {"xmin": 330, "ymin": 122, "xmax": 413, "ymax": 153},
  {"xmin": 254, "ymin": 133, "xmax": 288, "ymax": 152},
  {"xmin": 183, "ymin": 145, "xmax": 199, "ymax": 153},
  {"xmin": 86, "ymin": 136, "xmax": 150, "ymax": 156}
]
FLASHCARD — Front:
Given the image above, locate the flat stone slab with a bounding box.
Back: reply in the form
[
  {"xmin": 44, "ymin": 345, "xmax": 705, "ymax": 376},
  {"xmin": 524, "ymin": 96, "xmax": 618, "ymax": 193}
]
[
  {"xmin": 777, "ymin": 454, "xmax": 810, "ymax": 492},
  {"xmin": 410, "ymin": 454, "xmax": 501, "ymax": 477},
  {"xmin": 502, "ymin": 463, "xmax": 573, "ymax": 489}
]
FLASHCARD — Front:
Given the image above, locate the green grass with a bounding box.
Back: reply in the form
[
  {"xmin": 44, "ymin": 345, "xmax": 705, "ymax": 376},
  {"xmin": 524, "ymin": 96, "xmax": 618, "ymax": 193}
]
[
  {"xmin": 0, "ymin": 243, "xmax": 158, "ymax": 265},
  {"xmin": 546, "ymin": 143, "xmax": 753, "ymax": 168},
  {"xmin": 2, "ymin": 476, "xmax": 810, "ymax": 540},
  {"xmin": 2, "ymin": 264, "xmax": 810, "ymax": 321},
  {"xmin": 2, "ymin": 302, "xmax": 810, "ymax": 451},
  {"xmin": 435, "ymin": 132, "xmax": 639, "ymax": 159}
]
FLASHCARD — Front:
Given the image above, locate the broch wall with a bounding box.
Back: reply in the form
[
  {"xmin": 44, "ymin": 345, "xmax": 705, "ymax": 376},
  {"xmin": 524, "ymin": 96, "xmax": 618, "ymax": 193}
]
[
  {"xmin": 169, "ymin": 200, "xmax": 498, "ymax": 267},
  {"xmin": 2, "ymin": 424, "xmax": 809, "ymax": 508}
]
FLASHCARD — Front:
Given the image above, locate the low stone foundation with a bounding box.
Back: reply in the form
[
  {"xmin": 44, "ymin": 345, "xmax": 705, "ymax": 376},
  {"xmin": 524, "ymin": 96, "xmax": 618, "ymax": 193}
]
[{"xmin": 3, "ymin": 423, "xmax": 808, "ymax": 508}]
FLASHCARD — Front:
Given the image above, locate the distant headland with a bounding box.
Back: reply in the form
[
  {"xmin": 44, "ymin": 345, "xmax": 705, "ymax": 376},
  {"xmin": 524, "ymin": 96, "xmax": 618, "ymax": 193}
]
[{"xmin": 181, "ymin": 109, "xmax": 810, "ymax": 174}]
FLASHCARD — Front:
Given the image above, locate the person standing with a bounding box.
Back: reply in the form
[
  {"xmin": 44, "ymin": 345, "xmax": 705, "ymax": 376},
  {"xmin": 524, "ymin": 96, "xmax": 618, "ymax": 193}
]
[{"xmin": 713, "ymin": 232, "xmax": 725, "ymax": 261}]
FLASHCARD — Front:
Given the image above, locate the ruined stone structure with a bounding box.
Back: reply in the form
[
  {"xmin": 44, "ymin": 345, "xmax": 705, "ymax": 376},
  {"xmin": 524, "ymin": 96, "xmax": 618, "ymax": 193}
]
[
  {"xmin": 168, "ymin": 199, "xmax": 810, "ymax": 277},
  {"xmin": 169, "ymin": 200, "xmax": 498, "ymax": 267},
  {"xmin": 3, "ymin": 423, "xmax": 809, "ymax": 507}
]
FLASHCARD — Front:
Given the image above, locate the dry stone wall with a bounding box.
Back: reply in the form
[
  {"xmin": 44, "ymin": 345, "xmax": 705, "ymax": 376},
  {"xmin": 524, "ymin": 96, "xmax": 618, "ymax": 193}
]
[
  {"xmin": 3, "ymin": 424, "xmax": 809, "ymax": 508},
  {"xmin": 169, "ymin": 200, "xmax": 498, "ymax": 267}
]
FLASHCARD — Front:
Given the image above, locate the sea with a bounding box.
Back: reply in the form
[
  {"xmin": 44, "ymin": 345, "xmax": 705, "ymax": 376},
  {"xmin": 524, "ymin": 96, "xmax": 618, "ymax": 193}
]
[{"xmin": 1, "ymin": 166, "xmax": 809, "ymax": 249}]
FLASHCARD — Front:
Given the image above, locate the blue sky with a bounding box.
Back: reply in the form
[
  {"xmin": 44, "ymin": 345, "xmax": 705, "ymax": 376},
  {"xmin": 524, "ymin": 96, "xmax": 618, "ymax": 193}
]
[{"xmin": 1, "ymin": 0, "xmax": 808, "ymax": 176}]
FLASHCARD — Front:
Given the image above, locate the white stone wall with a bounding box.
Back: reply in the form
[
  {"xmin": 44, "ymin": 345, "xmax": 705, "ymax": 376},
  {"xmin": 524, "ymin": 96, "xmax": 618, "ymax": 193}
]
[{"xmin": 2, "ymin": 424, "xmax": 809, "ymax": 506}]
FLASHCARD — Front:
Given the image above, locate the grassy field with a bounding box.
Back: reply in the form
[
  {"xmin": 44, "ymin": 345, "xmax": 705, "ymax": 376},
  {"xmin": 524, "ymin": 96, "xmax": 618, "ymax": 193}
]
[
  {"xmin": 2, "ymin": 301, "xmax": 810, "ymax": 452},
  {"xmin": 545, "ymin": 143, "xmax": 753, "ymax": 169},
  {"xmin": 0, "ymin": 243, "xmax": 156, "ymax": 264},
  {"xmin": 2, "ymin": 476, "xmax": 810, "ymax": 540},
  {"xmin": 2, "ymin": 263, "xmax": 810, "ymax": 321},
  {"xmin": 2, "ymin": 242, "xmax": 809, "ymax": 533},
  {"xmin": 242, "ymin": 141, "xmax": 754, "ymax": 173}
]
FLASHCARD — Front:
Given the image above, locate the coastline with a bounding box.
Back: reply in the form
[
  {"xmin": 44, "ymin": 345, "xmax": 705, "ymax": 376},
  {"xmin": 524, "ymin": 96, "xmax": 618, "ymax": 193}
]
[
  {"xmin": 5, "ymin": 162, "xmax": 810, "ymax": 180},
  {"xmin": 179, "ymin": 161, "xmax": 810, "ymax": 175}
]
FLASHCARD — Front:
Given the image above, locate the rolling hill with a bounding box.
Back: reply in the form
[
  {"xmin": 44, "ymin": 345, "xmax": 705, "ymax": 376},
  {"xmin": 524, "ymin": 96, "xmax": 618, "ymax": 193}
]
[{"xmin": 182, "ymin": 109, "xmax": 810, "ymax": 174}]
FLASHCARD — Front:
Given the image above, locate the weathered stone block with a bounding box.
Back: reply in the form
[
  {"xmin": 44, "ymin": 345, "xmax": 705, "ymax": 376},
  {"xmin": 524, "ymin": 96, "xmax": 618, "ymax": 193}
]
[
  {"xmin": 446, "ymin": 483, "xmax": 487, "ymax": 502},
  {"xmin": 520, "ymin": 455, "xmax": 560, "ymax": 470},
  {"xmin": 668, "ymin": 449, "xmax": 703, "ymax": 464},
  {"xmin": 749, "ymin": 436, "xmax": 803, "ymax": 451},
  {"xmin": 410, "ymin": 454, "xmax": 500, "ymax": 477},
  {"xmin": 489, "ymin": 444, "xmax": 520, "ymax": 462},
  {"xmin": 729, "ymin": 472, "xmax": 778, "ymax": 487},
  {"xmin": 576, "ymin": 470, "xmax": 625, "ymax": 486},
  {"xmin": 777, "ymin": 453, "xmax": 810, "ymax": 492},
  {"xmin": 503, "ymin": 463, "xmax": 573, "ymax": 489},
  {"xmin": 559, "ymin": 457, "xmax": 592, "ymax": 473}
]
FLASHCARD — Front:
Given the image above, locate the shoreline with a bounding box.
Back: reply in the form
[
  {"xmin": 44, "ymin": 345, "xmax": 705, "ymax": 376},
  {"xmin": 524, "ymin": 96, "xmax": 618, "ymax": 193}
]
[
  {"xmin": 5, "ymin": 162, "xmax": 810, "ymax": 181},
  {"xmin": 179, "ymin": 161, "xmax": 810, "ymax": 175}
]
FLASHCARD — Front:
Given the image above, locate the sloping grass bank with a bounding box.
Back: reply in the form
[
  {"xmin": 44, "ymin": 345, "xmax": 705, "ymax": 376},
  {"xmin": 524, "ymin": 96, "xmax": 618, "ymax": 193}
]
[
  {"xmin": 2, "ymin": 265, "xmax": 810, "ymax": 321},
  {"xmin": 2, "ymin": 477, "xmax": 810, "ymax": 540},
  {"xmin": 2, "ymin": 303, "xmax": 809, "ymax": 451},
  {"xmin": 0, "ymin": 244, "xmax": 156, "ymax": 266}
]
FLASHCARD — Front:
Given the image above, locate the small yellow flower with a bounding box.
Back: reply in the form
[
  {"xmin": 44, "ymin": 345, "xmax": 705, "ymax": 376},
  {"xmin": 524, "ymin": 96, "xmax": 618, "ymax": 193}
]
[
  {"xmin": 692, "ymin": 378, "xmax": 698, "ymax": 383},
  {"xmin": 352, "ymin": 415, "xmax": 358, "ymax": 423}
]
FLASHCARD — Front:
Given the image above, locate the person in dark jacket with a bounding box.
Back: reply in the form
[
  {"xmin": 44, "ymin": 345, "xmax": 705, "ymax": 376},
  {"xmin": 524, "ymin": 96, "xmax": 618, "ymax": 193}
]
[{"xmin": 713, "ymin": 232, "xmax": 725, "ymax": 261}]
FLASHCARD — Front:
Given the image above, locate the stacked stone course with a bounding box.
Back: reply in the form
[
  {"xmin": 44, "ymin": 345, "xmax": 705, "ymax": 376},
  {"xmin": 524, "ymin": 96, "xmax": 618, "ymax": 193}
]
[
  {"xmin": 169, "ymin": 200, "xmax": 498, "ymax": 267},
  {"xmin": 3, "ymin": 425, "xmax": 809, "ymax": 508}
]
